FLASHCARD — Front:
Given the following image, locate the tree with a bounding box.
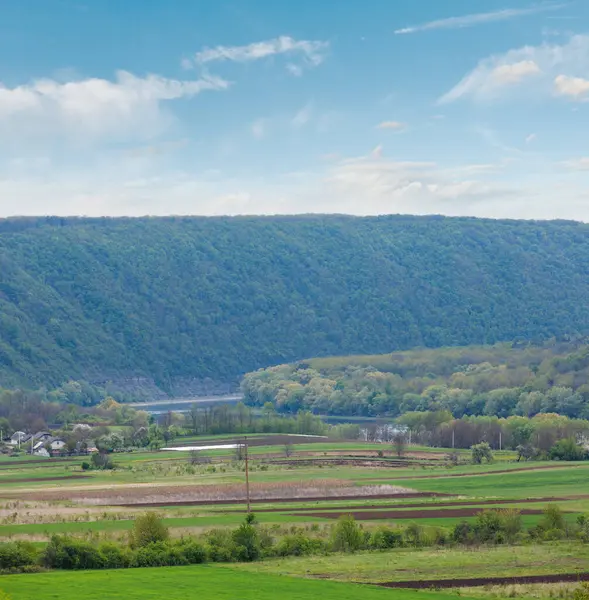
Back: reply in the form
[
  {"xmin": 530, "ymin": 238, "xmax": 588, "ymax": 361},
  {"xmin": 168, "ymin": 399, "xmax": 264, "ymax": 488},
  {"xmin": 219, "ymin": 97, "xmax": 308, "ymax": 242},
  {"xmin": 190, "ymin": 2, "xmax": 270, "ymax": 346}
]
[
  {"xmin": 130, "ymin": 513, "xmax": 169, "ymax": 548},
  {"xmin": 284, "ymin": 442, "xmax": 295, "ymax": 458},
  {"xmin": 232, "ymin": 514, "xmax": 261, "ymax": 561},
  {"xmin": 330, "ymin": 515, "xmax": 364, "ymax": 553},
  {"xmin": 516, "ymin": 444, "xmax": 536, "ymax": 462},
  {"xmin": 471, "ymin": 442, "xmax": 493, "ymax": 464},
  {"xmin": 392, "ymin": 430, "xmax": 407, "ymax": 458}
]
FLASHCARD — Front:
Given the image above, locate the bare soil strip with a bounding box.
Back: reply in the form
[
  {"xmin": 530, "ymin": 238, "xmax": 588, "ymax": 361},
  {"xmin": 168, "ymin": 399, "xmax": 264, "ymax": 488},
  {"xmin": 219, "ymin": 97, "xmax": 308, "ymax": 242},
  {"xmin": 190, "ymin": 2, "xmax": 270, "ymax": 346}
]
[
  {"xmin": 293, "ymin": 507, "xmax": 549, "ymax": 520},
  {"xmin": 377, "ymin": 573, "xmax": 589, "ymax": 589},
  {"xmin": 116, "ymin": 492, "xmax": 450, "ymax": 508},
  {"xmin": 248, "ymin": 495, "xmax": 580, "ymax": 513}
]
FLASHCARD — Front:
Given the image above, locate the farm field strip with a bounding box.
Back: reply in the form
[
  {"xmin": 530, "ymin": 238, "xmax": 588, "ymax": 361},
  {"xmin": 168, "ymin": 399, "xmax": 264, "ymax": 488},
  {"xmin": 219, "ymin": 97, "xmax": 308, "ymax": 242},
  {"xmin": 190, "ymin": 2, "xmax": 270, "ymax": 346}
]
[
  {"xmin": 232, "ymin": 543, "xmax": 589, "ymax": 584},
  {"xmin": 0, "ymin": 564, "xmax": 466, "ymax": 600}
]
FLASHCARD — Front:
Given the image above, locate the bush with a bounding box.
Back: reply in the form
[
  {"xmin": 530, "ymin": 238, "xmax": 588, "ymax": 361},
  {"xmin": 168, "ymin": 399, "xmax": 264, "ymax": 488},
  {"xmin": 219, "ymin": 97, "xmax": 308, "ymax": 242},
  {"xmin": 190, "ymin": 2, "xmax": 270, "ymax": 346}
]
[
  {"xmin": 81, "ymin": 461, "xmax": 90, "ymax": 471},
  {"xmin": 474, "ymin": 509, "xmax": 522, "ymax": 544},
  {"xmin": 452, "ymin": 521, "xmax": 476, "ymax": 545},
  {"xmin": 91, "ymin": 452, "xmax": 114, "ymax": 470},
  {"xmin": 549, "ymin": 438, "xmax": 587, "ymax": 461},
  {"xmin": 541, "ymin": 504, "xmax": 565, "ymax": 531},
  {"xmin": 98, "ymin": 542, "xmax": 132, "ymax": 569},
  {"xmin": 0, "ymin": 542, "xmax": 38, "ymax": 570},
  {"xmin": 43, "ymin": 536, "xmax": 105, "ymax": 570},
  {"xmin": 132, "ymin": 542, "xmax": 187, "ymax": 568},
  {"xmin": 331, "ymin": 515, "xmax": 364, "ymax": 553},
  {"xmin": 275, "ymin": 534, "xmax": 325, "ymax": 557},
  {"xmin": 179, "ymin": 540, "xmax": 207, "ymax": 564},
  {"xmin": 370, "ymin": 526, "xmax": 404, "ymax": 550},
  {"xmin": 232, "ymin": 516, "xmax": 261, "ymax": 562},
  {"xmin": 130, "ymin": 513, "xmax": 169, "ymax": 548},
  {"xmin": 403, "ymin": 522, "xmax": 425, "ymax": 547},
  {"xmin": 205, "ymin": 529, "xmax": 238, "ymax": 562}
]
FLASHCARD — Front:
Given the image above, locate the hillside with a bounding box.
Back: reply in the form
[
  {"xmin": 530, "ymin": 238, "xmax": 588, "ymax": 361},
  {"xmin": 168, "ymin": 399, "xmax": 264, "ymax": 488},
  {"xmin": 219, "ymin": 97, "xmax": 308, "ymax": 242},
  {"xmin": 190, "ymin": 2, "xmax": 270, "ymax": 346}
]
[
  {"xmin": 241, "ymin": 341, "xmax": 589, "ymax": 418},
  {"xmin": 2, "ymin": 215, "xmax": 589, "ymax": 398}
]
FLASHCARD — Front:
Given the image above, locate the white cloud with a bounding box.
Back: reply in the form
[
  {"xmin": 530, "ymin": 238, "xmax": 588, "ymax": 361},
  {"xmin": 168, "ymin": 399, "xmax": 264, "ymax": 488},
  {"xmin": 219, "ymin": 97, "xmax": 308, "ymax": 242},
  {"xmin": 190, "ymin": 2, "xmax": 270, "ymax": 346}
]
[
  {"xmin": 291, "ymin": 103, "xmax": 312, "ymax": 128},
  {"xmin": 440, "ymin": 34, "xmax": 589, "ymax": 103},
  {"xmin": 525, "ymin": 133, "xmax": 537, "ymax": 144},
  {"xmin": 191, "ymin": 36, "xmax": 328, "ymax": 75},
  {"xmin": 0, "ymin": 71, "xmax": 229, "ymax": 142},
  {"xmin": 251, "ymin": 118, "xmax": 266, "ymax": 139},
  {"xmin": 554, "ymin": 74, "xmax": 589, "ymax": 99},
  {"xmin": 395, "ymin": 4, "xmax": 565, "ymax": 35},
  {"xmin": 376, "ymin": 121, "xmax": 406, "ymax": 130}
]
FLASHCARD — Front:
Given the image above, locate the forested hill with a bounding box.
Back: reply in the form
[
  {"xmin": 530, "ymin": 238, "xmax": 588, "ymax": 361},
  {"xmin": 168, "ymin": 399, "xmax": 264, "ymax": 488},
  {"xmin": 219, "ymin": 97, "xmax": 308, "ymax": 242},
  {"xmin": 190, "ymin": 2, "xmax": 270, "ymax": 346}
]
[{"xmin": 2, "ymin": 214, "xmax": 589, "ymax": 397}]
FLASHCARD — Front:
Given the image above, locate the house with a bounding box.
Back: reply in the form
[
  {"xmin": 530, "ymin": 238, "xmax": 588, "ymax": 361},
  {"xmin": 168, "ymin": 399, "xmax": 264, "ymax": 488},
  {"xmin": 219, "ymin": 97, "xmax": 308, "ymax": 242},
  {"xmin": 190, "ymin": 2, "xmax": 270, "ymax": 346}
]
[
  {"xmin": 9, "ymin": 431, "xmax": 29, "ymax": 446},
  {"xmin": 50, "ymin": 439, "xmax": 66, "ymax": 452}
]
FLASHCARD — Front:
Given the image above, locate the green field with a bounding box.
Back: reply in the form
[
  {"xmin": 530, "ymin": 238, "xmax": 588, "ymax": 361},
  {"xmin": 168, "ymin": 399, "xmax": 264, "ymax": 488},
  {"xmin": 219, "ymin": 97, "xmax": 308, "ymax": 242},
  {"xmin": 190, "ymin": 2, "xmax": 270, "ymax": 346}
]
[
  {"xmin": 0, "ymin": 565, "xmax": 466, "ymax": 600},
  {"xmin": 232, "ymin": 542, "xmax": 589, "ymax": 583}
]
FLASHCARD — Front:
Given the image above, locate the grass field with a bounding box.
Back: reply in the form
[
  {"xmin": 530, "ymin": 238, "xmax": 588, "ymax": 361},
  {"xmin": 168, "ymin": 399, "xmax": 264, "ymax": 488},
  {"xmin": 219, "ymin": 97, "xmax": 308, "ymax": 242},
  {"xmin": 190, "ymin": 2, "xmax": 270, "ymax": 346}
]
[
  {"xmin": 0, "ymin": 565, "xmax": 467, "ymax": 600},
  {"xmin": 232, "ymin": 542, "xmax": 589, "ymax": 583}
]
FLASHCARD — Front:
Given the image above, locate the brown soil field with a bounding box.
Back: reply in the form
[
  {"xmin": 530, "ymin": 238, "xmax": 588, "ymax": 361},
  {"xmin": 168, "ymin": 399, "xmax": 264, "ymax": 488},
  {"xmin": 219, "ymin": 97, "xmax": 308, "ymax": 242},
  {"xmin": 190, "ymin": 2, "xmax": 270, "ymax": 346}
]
[
  {"xmin": 377, "ymin": 573, "xmax": 589, "ymax": 589},
  {"xmin": 242, "ymin": 495, "xmax": 575, "ymax": 513},
  {"xmin": 4, "ymin": 481, "xmax": 414, "ymax": 505},
  {"xmin": 118, "ymin": 491, "xmax": 450, "ymax": 508},
  {"xmin": 292, "ymin": 507, "xmax": 549, "ymax": 520},
  {"xmin": 264, "ymin": 458, "xmax": 437, "ymax": 468}
]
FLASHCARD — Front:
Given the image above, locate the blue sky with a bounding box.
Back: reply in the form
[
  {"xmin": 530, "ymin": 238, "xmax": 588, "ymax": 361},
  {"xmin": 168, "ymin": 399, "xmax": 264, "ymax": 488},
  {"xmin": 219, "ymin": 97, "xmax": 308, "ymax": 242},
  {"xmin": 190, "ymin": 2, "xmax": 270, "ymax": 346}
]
[{"xmin": 1, "ymin": 0, "xmax": 588, "ymax": 219}]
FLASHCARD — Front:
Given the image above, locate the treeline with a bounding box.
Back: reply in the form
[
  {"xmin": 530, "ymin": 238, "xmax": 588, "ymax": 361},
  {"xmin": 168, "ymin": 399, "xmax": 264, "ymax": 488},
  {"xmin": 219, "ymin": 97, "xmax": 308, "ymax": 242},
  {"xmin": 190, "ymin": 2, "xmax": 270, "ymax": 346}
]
[
  {"xmin": 179, "ymin": 402, "xmax": 358, "ymax": 440},
  {"xmin": 5, "ymin": 215, "xmax": 589, "ymax": 393},
  {"xmin": 242, "ymin": 341, "xmax": 589, "ymax": 419},
  {"xmin": 0, "ymin": 390, "xmax": 141, "ymax": 435},
  {"xmin": 389, "ymin": 411, "xmax": 589, "ymax": 459},
  {"xmin": 1, "ymin": 505, "xmax": 586, "ymax": 574}
]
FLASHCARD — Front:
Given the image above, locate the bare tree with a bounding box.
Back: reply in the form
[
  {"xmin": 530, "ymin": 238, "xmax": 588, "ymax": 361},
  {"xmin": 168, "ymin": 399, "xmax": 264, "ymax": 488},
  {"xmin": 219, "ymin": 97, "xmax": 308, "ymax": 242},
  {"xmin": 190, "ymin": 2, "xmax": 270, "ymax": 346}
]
[{"xmin": 284, "ymin": 442, "xmax": 295, "ymax": 458}]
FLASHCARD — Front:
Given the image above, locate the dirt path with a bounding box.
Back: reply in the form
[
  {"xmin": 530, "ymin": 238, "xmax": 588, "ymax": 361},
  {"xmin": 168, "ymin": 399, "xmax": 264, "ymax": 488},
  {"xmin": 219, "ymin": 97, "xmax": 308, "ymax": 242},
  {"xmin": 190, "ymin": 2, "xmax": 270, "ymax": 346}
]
[{"xmin": 377, "ymin": 572, "xmax": 589, "ymax": 589}]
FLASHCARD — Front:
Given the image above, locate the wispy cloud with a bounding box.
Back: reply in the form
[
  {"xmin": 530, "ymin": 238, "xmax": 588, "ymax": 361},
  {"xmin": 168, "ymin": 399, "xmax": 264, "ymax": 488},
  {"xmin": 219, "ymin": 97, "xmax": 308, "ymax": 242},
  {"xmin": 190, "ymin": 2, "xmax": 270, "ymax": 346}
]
[
  {"xmin": 395, "ymin": 4, "xmax": 565, "ymax": 35},
  {"xmin": 525, "ymin": 133, "xmax": 537, "ymax": 144},
  {"xmin": 191, "ymin": 36, "xmax": 328, "ymax": 75},
  {"xmin": 440, "ymin": 34, "xmax": 589, "ymax": 103},
  {"xmin": 376, "ymin": 121, "xmax": 405, "ymax": 130}
]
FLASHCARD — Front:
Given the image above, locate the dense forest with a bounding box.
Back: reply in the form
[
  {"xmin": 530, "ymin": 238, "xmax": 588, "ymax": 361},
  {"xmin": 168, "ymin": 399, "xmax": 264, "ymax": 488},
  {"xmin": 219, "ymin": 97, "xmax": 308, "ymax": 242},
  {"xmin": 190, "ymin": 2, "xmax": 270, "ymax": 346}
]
[
  {"xmin": 241, "ymin": 341, "xmax": 589, "ymax": 419},
  {"xmin": 4, "ymin": 215, "xmax": 589, "ymax": 397}
]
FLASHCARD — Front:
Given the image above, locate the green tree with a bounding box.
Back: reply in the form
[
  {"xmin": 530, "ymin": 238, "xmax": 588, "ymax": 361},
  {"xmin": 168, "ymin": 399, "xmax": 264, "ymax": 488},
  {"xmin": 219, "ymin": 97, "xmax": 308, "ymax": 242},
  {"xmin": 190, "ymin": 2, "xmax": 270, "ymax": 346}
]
[
  {"xmin": 471, "ymin": 442, "xmax": 493, "ymax": 464},
  {"xmin": 130, "ymin": 513, "xmax": 169, "ymax": 548}
]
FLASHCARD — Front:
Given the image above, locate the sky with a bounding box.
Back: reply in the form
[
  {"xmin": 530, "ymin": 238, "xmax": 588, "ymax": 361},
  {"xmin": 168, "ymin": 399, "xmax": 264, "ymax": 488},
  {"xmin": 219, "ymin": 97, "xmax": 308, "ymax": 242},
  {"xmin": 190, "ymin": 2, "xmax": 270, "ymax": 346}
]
[{"xmin": 1, "ymin": 0, "xmax": 589, "ymax": 220}]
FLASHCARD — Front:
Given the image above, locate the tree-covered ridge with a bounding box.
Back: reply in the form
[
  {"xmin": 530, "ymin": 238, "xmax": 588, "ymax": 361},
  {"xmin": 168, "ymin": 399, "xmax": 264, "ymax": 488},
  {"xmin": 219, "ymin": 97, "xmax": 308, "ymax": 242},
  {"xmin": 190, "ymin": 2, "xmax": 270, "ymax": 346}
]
[
  {"xmin": 241, "ymin": 341, "xmax": 589, "ymax": 418},
  {"xmin": 3, "ymin": 215, "xmax": 589, "ymax": 394}
]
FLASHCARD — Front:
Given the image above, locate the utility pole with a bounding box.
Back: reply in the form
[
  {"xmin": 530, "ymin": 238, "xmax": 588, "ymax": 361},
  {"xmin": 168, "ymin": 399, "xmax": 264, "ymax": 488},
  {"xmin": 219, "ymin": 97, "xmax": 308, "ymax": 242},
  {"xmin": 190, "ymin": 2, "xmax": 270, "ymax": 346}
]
[
  {"xmin": 452, "ymin": 429, "xmax": 455, "ymax": 449},
  {"xmin": 244, "ymin": 436, "xmax": 251, "ymax": 514}
]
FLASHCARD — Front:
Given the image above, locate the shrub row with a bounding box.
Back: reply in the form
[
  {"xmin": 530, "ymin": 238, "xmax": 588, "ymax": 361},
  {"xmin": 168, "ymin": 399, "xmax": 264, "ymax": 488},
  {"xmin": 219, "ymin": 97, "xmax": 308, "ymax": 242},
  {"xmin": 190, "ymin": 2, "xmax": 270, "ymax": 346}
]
[{"xmin": 0, "ymin": 506, "xmax": 585, "ymax": 573}]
